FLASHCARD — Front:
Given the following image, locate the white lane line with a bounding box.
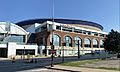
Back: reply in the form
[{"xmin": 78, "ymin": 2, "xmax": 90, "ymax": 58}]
[{"xmin": 17, "ymin": 68, "xmax": 48, "ymax": 72}]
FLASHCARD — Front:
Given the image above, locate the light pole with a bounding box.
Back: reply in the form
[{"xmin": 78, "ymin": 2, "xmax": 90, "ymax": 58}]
[
  {"xmin": 51, "ymin": 21, "xmax": 54, "ymax": 67},
  {"xmin": 51, "ymin": 0, "xmax": 54, "ymax": 67},
  {"xmin": 51, "ymin": 43, "xmax": 54, "ymax": 67},
  {"xmin": 62, "ymin": 44, "xmax": 64, "ymax": 62},
  {"xmin": 75, "ymin": 39, "xmax": 80, "ymax": 59},
  {"xmin": 23, "ymin": 46, "xmax": 25, "ymax": 59},
  {"xmin": 78, "ymin": 40, "xmax": 80, "ymax": 58}
]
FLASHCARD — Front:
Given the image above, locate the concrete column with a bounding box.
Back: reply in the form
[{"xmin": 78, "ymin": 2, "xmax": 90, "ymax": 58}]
[
  {"xmin": 25, "ymin": 35, "xmax": 27, "ymax": 43},
  {"xmin": 7, "ymin": 42, "xmax": 16, "ymax": 58},
  {"xmin": 61, "ymin": 26, "xmax": 62, "ymax": 31},
  {"xmin": 60, "ymin": 36, "xmax": 63, "ymax": 46},
  {"xmin": 91, "ymin": 39, "xmax": 93, "ymax": 48},
  {"xmin": 82, "ymin": 38, "xmax": 84, "ymax": 48},
  {"xmin": 47, "ymin": 48, "xmax": 49, "ymax": 56},
  {"xmin": 72, "ymin": 28, "xmax": 74, "ymax": 32},
  {"xmin": 98, "ymin": 39, "xmax": 100, "ymax": 48},
  {"xmin": 35, "ymin": 46, "xmax": 38, "ymax": 55},
  {"xmin": 39, "ymin": 46, "xmax": 43, "ymax": 56},
  {"xmin": 71, "ymin": 37, "xmax": 74, "ymax": 47}
]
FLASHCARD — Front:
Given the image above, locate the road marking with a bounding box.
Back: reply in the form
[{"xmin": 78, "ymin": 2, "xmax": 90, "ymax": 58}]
[{"xmin": 17, "ymin": 68, "xmax": 48, "ymax": 72}]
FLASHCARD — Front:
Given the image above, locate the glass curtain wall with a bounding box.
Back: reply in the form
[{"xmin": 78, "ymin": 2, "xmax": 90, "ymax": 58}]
[{"xmin": 3, "ymin": 34, "xmax": 25, "ymax": 43}]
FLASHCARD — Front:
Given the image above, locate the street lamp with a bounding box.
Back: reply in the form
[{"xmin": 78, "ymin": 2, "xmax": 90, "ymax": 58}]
[
  {"xmin": 77, "ymin": 40, "xmax": 80, "ymax": 58},
  {"xmin": 23, "ymin": 46, "xmax": 25, "ymax": 59},
  {"xmin": 51, "ymin": 43, "xmax": 54, "ymax": 67},
  {"xmin": 75, "ymin": 40, "xmax": 80, "ymax": 59},
  {"xmin": 51, "ymin": 0, "xmax": 54, "ymax": 67},
  {"xmin": 62, "ymin": 43, "xmax": 64, "ymax": 62}
]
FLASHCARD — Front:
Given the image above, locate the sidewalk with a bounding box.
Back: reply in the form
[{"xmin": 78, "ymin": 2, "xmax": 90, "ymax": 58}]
[
  {"xmin": 0, "ymin": 57, "xmax": 10, "ymax": 60},
  {"xmin": 47, "ymin": 65, "xmax": 119, "ymax": 72}
]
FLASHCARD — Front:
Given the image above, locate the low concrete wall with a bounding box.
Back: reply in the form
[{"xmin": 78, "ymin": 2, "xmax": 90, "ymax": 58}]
[
  {"xmin": 0, "ymin": 42, "xmax": 38, "ymax": 58},
  {"xmin": 0, "ymin": 44, "xmax": 7, "ymax": 48},
  {"xmin": 16, "ymin": 44, "xmax": 38, "ymax": 55}
]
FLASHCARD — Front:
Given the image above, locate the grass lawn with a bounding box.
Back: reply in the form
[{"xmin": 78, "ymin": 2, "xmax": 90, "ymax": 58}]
[
  {"xmin": 59, "ymin": 59, "xmax": 120, "ymax": 71},
  {"xmin": 60, "ymin": 59, "xmax": 102, "ymax": 67},
  {"xmin": 98, "ymin": 67, "xmax": 120, "ymax": 71}
]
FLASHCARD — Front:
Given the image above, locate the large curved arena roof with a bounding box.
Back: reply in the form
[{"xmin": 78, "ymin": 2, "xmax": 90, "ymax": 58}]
[{"xmin": 16, "ymin": 18, "xmax": 103, "ymax": 30}]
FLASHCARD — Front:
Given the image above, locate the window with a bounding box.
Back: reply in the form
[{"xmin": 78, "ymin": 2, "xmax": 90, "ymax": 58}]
[
  {"xmin": 3, "ymin": 34, "xmax": 25, "ymax": 43},
  {"xmin": 74, "ymin": 36, "xmax": 82, "ymax": 47},
  {"xmin": 84, "ymin": 38, "xmax": 91, "ymax": 48},
  {"xmin": 56, "ymin": 26, "xmax": 61, "ymax": 30},
  {"xmin": 35, "ymin": 27, "xmax": 41, "ymax": 32},
  {"xmin": 92, "ymin": 32, "xmax": 98, "ymax": 36},
  {"xmin": 16, "ymin": 49, "xmax": 35, "ymax": 55},
  {"xmin": 50, "ymin": 34, "xmax": 60, "ymax": 46},
  {"xmin": 5, "ymin": 23, "xmax": 10, "ymax": 31},
  {"xmin": 93, "ymin": 39, "xmax": 98, "ymax": 48},
  {"xmin": 74, "ymin": 29, "xmax": 82, "ymax": 33},
  {"xmin": 0, "ymin": 33, "xmax": 4, "ymax": 41},
  {"xmin": 62, "ymin": 27, "xmax": 72, "ymax": 32},
  {"xmin": 88, "ymin": 31, "xmax": 91, "ymax": 35},
  {"xmin": 41, "ymin": 25, "xmax": 47, "ymax": 31},
  {"xmin": 83, "ymin": 31, "xmax": 91, "ymax": 35},
  {"xmin": 83, "ymin": 31, "xmax": 86, "ymax": 34},
  {"xmin": 99, "ymin": 33, "xmax": 104, "ymax": 37},
  {"xmin": 63, "ymin": 36, "xmax": 72, "ymax": 47},
  {"xmin": 94, "ymin": 33, "xmax": 98, "ymax": 36},
  {"xmin": 39, "ymin": 38, "xmax": 43, "ymax": 45}
]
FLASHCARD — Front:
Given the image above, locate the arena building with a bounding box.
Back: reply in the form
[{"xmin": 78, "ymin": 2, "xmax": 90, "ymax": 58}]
[
  {"xmin": 16, "ymin": 18, "xmax": 107, "ymax": 56},
  {"xmin": 0, "ymin": 22, "xmax": 38, "ymax": 58}
]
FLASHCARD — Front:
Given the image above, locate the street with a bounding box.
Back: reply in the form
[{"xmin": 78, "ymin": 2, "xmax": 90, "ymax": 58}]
[{"xmin": 0, "ymin": 54, "xmax": 115, "ymax": 72}]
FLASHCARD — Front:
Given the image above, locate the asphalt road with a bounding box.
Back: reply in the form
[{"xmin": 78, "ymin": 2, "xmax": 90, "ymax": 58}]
[{"xmin": 0, "ymin": 54, "xmax": 115, "ymax": 72}]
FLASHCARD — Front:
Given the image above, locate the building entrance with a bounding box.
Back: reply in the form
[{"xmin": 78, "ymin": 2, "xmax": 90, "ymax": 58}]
[{"xmin": 0, "ymin": 48, "xmax": 7, "ymax": 57}]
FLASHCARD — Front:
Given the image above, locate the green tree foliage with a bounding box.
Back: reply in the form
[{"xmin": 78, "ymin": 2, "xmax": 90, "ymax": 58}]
[{"xmin": 104, "ymin": 29, "xmax": 120, "ymax": 54}]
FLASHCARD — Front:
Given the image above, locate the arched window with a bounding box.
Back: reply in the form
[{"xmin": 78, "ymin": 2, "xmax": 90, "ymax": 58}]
[
  {"xmin": 74, "ymin": 36, "xmax": 82, "ymax": 47},
  {"xmin": 50, "ymin": 34, "xmax": 60, "ymax": 46},
  {"xmin": 100, "ymin": 40, "xmax": 104, "ymax": 48},
  {"xmin": 63, "ymin": 36, "xmax": 72, "ymax": 47},
  {"xmin": 93, "ymin": 39, "xmax": 98, "ymax": 48},
  {"xmin": 84, "ymin": 38, "xmax": 91, "ymax": 48}
]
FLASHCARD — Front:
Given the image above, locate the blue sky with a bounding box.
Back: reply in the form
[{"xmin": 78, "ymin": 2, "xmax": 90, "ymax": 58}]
[{"xmin": 0, "ymin": 0, "xmax": 119, "ymax": 32}]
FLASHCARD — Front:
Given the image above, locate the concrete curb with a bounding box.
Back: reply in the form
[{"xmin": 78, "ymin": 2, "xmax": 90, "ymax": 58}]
[
  {"xmin": 45, "ymin": 65, "xmax": 119, "ymax": 72},
  {"xmin": 45, "ymin": 66, "xmax": 81, "ymax": 72}
]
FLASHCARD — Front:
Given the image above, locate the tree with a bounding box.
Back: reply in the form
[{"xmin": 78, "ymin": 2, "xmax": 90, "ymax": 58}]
[{"xmin": 104, "ymin": 29, "xmax": 120, "ymax": 56}]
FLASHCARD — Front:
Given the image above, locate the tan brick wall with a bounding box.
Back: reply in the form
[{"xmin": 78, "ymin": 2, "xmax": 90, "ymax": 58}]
[{"xmin": 35, "ymin": 30, "xmax": 105, "ymax": 48}]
